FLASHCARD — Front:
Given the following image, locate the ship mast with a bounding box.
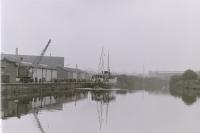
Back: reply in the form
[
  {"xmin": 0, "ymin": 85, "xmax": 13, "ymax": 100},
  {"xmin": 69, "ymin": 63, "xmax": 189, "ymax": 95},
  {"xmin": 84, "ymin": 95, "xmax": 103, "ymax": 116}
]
[
  {"xmin": 107, "ymin": 50, "xmax": 110, "ymax": 73},
  {"xmin": 98, "ymin": 47, "xmax": 105, "ymax": 74}
]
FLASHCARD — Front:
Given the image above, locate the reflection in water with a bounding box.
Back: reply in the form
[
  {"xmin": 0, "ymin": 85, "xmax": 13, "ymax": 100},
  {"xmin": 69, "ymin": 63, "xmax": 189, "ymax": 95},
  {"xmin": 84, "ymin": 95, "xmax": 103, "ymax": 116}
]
[
  {"xmin": 169, "ymin": 87, "xmax": 200, "ymax": 105},
  {"xmin": 90, "ymin": 90, "xmax": 115, "ymax": 130},
  {"xmin": 1, "ymin": 90, "xmax": 88, "ymax": 119},
  {"xmin": 1, "ymin": 88, "xmax": 118, "ymax": 132},
  {"xmin": 32, "ymin": 110, "xmax": 45, "ymax": 133},
  {"xmin": 181, "ymin": 95, "xmax": 197, "ymax": 105},
  {"xmin": 1, "ymin": 89, "xmax": 89, "ymax": 133},
  {"xmin": 1, "ymin": 87, "xmax": 200, "ymax": 133}
]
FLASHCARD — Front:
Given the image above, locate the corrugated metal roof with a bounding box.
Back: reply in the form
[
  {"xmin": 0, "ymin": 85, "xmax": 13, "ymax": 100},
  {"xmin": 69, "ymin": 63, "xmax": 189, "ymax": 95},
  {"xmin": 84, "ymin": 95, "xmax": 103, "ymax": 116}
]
[
  {"xmin": 1, "ymin": 56, "xmax": 56, "ymax": 70},
  {"xmin": 1, "ymin": 53, "xmax": 64, "ymax": 68}
]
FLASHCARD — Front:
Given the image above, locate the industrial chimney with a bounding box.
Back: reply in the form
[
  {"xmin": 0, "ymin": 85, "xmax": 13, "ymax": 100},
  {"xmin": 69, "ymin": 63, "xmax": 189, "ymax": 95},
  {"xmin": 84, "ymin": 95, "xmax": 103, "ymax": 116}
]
[{"xmin": 16, "ymin": 48, "xmax": 18, "ymax": 55}]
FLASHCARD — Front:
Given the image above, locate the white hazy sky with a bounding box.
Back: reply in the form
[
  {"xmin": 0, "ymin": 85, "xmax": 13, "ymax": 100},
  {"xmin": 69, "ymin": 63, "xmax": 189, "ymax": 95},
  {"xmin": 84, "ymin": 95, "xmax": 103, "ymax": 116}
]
[{"xmin": 1, "ymin": 0, "xmax": 200, "ymax": 73}]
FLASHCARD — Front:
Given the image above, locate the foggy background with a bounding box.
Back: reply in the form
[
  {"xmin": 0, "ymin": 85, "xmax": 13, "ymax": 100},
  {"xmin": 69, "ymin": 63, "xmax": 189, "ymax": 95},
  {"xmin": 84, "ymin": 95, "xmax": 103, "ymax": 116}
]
[{"xmin": 1, "ymin": 0, "xmax": 200, "ymax": 73}]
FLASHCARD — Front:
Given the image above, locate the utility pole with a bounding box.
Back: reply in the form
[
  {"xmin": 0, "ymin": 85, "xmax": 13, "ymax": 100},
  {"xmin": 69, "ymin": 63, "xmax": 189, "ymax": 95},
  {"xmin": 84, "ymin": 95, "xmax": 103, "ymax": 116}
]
[
  {"xmin": 142, "ymin": 64, "xmax": 145, "ymax": 90},
  {"xmin": 142, "ymin": 64, "xmax": 145, "ymax": 77},
  {"xmin": 76, "ymin": 64, "xmax": 78, "ymax": 82}
]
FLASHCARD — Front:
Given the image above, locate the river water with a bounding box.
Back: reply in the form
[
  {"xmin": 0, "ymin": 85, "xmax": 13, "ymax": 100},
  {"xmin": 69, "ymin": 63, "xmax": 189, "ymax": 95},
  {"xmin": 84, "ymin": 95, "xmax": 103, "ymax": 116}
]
[{"xmin": 1, "ymin": 88, "xmax": 200, "ymax": 133}]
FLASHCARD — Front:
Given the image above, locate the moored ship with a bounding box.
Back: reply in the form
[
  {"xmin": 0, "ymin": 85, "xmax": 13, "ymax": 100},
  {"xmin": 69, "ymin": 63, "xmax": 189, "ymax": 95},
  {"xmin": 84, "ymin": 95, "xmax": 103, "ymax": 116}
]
[{"xmin": 92, "ymin": 47, "xmax": 117, "ymax": 88}]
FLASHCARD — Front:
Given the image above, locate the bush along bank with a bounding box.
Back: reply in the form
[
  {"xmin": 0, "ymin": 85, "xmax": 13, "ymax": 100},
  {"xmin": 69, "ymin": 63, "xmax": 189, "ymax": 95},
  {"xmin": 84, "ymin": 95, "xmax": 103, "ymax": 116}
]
[
  {"xmin": 169, "ymin": 69, "xmax": 200, "ymax": 105},
  {"xmin": 170, "ymin": 69, "xmax": 200, "ymax": 90}
]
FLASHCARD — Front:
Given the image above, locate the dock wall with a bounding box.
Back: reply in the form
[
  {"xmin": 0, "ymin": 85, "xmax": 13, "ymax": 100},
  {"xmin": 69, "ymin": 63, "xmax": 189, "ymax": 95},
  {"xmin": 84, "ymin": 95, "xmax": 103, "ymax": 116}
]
[{"xmin": 1, "ymin": 82, "xmax": 95, "ymax": 100}]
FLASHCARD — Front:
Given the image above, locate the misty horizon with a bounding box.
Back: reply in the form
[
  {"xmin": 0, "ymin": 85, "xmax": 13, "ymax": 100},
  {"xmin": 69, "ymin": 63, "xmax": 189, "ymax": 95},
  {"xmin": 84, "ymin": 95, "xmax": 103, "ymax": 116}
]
[{"xmin": 2, "ymin": 0, "xmax": 200, "ymax": 73}]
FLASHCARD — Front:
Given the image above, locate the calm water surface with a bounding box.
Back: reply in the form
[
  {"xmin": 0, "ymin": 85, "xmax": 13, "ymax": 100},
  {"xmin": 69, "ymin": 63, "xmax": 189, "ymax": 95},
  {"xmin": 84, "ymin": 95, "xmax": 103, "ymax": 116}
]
[{"xmin": 1, "ymin": 88, "xmax": 200, "ymax": 133}]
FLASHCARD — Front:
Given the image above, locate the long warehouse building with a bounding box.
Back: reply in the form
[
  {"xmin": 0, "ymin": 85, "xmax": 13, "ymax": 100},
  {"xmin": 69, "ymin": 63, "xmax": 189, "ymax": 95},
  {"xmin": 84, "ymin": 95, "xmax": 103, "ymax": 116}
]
[{"xmin": 1, "ymin": 53, "xmax": 91, "ymax": 83}]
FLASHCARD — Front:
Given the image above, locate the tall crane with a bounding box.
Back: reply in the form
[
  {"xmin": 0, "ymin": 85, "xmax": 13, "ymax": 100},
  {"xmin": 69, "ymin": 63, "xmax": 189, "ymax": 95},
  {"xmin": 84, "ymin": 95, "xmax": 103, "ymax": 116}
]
[
  {"xmin": 32, "ymin": 39, "xmax": 51, "ymax": 66},
  {"xmin": 31, "ymin": 39, "xmax": 51, "ymax": 79},
  {"xmin": 33, "ymin": 110, "xmax": 45, "ymax": 133},
  {"xmin": 18, "ymin": 39, "xmax": 51, "ymax": 82}
]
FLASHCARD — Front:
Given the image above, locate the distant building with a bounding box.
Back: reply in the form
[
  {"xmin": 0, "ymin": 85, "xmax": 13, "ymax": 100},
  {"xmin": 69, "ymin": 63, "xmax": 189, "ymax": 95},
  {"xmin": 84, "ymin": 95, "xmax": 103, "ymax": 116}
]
[
  {"xmin": 57, "ymin": 67, "xmax": 75, "ymax": 80},
  {"xmin": 148, "ymin": 71, "xmax": 184, "ymax": 80},
  {"xmin": 57, "ymin": 67, "xmax": 91, "ymax": 81}
]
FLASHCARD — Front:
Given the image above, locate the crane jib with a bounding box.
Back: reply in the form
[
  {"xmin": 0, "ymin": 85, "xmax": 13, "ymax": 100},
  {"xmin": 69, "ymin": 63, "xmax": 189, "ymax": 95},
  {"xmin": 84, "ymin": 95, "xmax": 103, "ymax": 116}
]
[{"xmin": 32, "ymin": 39, "xmax": 51, "ymax": 66}]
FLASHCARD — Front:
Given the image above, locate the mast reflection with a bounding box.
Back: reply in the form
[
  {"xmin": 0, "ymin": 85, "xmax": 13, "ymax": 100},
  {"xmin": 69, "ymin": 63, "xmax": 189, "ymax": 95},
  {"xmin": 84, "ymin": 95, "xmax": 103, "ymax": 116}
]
[{"xmin": 90, "ymin": 90, "xmax": 116, "ymax": 130}]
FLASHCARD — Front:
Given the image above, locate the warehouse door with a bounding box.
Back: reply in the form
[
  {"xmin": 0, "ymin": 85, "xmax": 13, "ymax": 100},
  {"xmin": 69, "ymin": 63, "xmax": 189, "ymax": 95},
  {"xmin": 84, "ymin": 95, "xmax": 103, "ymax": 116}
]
[{"xmin": 1, "ymin": 75, "xmax": 10, "ymax": 83}]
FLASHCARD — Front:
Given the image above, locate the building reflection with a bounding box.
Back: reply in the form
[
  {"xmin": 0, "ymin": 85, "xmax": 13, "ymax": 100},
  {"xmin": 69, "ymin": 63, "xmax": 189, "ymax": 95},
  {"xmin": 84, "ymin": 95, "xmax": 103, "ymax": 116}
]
[
  {"xmin": 1, "ymin": 89, "xmax": 117, "ymax": 131},
  {"xmin": 1, "ymin": 90, "xmax": 88, "ymax": 119}
]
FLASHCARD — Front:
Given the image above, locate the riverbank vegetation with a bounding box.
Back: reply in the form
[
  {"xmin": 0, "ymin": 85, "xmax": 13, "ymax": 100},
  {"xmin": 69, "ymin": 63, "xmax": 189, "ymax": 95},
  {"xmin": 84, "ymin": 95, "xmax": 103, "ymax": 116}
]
[
  {"xmin": 116, "ymin": 74, "xmax": 168, "ymax": 91},
  {"xmin": 169, "ymin": 69, "xmax": 200, "ymax": 105},
  {"xmin": 170, "ymin": 69, "xmax": 200, "ymax": 90}
]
